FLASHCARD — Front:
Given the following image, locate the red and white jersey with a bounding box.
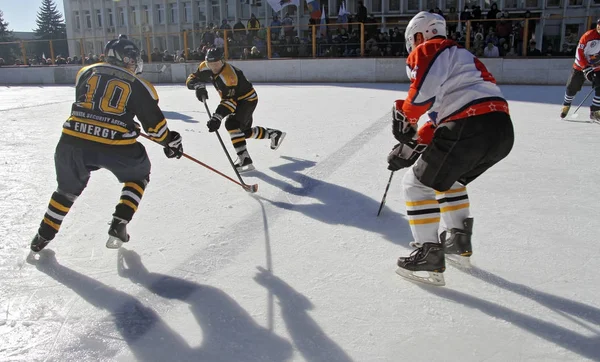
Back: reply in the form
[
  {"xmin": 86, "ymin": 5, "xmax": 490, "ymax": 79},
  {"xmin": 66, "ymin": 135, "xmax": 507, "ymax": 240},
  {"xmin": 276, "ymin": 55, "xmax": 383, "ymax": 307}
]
[
  {"xmin": 574, "ymin": 29, "xmax": 600, "ymax": 71},
  {"xmin": 403, "ymin": 38, "xmax": 508, "ymax": 126}
]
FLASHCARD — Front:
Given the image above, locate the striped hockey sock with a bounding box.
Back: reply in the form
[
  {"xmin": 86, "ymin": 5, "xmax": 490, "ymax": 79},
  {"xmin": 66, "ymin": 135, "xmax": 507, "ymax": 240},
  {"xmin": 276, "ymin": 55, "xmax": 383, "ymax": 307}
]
[
  {"xmin": 113, "ymin": 180, "xmax": 147, "ymax": 222},
  {"xmin": 38, "ymin": 191, "xmax": 76, "ymax": 240}
]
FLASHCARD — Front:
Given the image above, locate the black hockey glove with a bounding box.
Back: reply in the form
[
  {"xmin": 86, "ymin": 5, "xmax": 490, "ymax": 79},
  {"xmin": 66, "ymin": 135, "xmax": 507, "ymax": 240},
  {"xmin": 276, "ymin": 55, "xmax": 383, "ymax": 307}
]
[
  {"xmin": 387, "ymin": 141, "xmax": 427, "ymax": 171},
  {"xmin": 207, "ymin": 114, "xmax": 223, "ymax": 133},
  {"xmin": 186, "ymin": 77, "xmax": 202, "ymax": 90},
  {"xmin": 163, "ymin": 131, "xmax": 183, "ymax": 159},
  {"xmin": 583, "ymin": 67, "xmax": 597, "ymax": 83},
  {"xmin": 392, "ymin": 100, "xmax": 417, "ymax": 143},
  {"xmin": 195, "ymin": 87, "xmax": 209, "ymax": 102}
]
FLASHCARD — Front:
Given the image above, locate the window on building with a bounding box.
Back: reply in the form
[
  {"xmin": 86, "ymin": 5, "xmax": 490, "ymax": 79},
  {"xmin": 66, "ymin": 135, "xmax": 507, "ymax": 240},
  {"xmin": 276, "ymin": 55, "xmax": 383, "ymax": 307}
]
[
  {"xmin": 546, "ymin": 0, "xmax": 561, "ymax": 7},
  {"xmin": 407, "ymin": 0, "xmax": 419, "ymax": 11},
  {"xmin": 170, "ymin": 3, "xmax": 179, "ymax": 23},
  {"xmin": 388, "ymin": 0, "xmax": 401, "ymax": 11},
  {"xmin": 504, "ymin": 0, "xmax": 518, "ymax": 8},
  {"xmin": 426, "ymin": 0, "xmax": 437, "ymax": 10},
  {"xmin": 118, "ymin": 7, "xmax": 125, "ymax": 26},
  {"xmin": 157, "ymin": 4, "xmax": 165, "ymax": 24},
  {"xmin": 85, "ymin": 10, "xmax": 92, "ymax": 28},
  {"xmin": 197, "ymin": 0, "xmax": 207, "ymax": 21},
  {"xmin": 567, "ymin": 0, "xmax": 583, "ymax": 4},
  {"xmin": 184, "ymin": 2, "xmax": 192, "ymax": 23},
  {"xmin": 371, "ymin": 0, "xmax": 382, "ymax": 13},
  {"xmin": 96, "ymin": 9, "xmax": 102, "ymax": 27},
  {"xmin": 143, "ymin": 5, "xmax": 149, "ymax": 24},
  {"xmin": 107, "ymin": 8, "xmax": 114, "ymax": 26},
  {"xmin": 525, "ymin": 0, "xmax": 540, "ymax": 7},
  {"xmin": 131, "ymin": 6, "xmax": 139, "ymax": 26},
  {"xmin": 446, "ymin": 0, "xmax": 457, "ymax": 10},
  {"xmin": 74, "ymin": 11, "xmax": 80, "ymax": 30},
  {"xmin": 464, "ymin": 0, "xmax": 479, "ymax": 9}
]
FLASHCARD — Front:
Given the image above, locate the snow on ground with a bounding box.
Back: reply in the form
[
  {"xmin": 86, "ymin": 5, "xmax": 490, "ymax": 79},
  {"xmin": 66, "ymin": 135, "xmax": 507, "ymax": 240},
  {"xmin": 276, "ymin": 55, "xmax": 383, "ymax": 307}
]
[{"xmin": 1, "ymin": 83, "xmax": 599, "ymax": 362}]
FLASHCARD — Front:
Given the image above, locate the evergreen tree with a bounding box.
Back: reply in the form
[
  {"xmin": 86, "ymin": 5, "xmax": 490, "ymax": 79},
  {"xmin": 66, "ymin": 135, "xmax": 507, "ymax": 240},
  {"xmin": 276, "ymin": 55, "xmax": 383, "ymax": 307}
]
[
  {"xmin": 33, "ymin": 0, "xmax": 68, "ymax": 59},
  {"xmin": 0, "ymin": 10, "xmax": 18, "ymax": 64}
]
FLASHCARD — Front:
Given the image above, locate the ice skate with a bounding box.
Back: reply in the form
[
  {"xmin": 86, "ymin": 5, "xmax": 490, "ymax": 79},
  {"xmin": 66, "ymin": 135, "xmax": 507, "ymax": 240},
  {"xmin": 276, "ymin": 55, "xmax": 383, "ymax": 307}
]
[
  {"xmin": 30, "ymin": 233, "xmax": 50, "ymax": 252},
  {"xmin": 559, "ymin": 104, "xmax": 570, "ymax": 119},
  {"xmin": 440, "ymin": 217, "xmax": 473, "ymax": 267},
  {"xmin": 590, "ymin": 110, "xmax": 600, "ymax": 123},
  {"xmin": 234, "ymin": 150, "xmax": 255, "ymax": 173},
  {"xmin": 269, "ymin": 130, "xmax": 286, "ymax": 150},
  {"xmin": 396, "ymin": 242, "xmax": 446, "ymax": 286},
  {"xmin": 106, "ymin": 218, "xmax": 129, "ymax": 249}
]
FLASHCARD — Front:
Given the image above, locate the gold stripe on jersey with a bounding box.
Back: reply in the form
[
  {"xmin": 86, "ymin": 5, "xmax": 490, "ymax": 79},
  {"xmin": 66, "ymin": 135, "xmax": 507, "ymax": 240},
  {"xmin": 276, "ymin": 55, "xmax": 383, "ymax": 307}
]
[
  {"xmin": 62, "ymin": 128, "xmax": 137, "ymax": 145},
  {"xmin": 245, "ymin": 95, "xmax": 258, "ymax": 102},
  {"xmin": 219, "ymin": 64, "xmax": 239, "ymax": 87},
  {"xmin": 68, "ymin": 116, "xmax": 129, "ymax": 132},
  {"xmin": 220, "ymin": 99, "xmax": 237, "ymax": 113},
  {"xmin": 147, "ymin": 118, "xmax": 169, "ymax": 142},
  {"xmin": 238, "ymin": 89, "xmax": 256, "ymax": 100},
  {"xmin": 140, "ymin": 78, "xmax": 159, "ymax": 100}
]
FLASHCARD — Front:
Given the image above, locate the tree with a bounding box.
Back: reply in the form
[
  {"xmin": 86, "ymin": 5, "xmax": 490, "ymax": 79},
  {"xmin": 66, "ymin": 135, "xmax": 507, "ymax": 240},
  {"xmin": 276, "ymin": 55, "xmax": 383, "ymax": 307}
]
[
  {"xmin": 0, "ymin": 10, "xmax": 19, "ymax": 64},
  {"xmin": 33, "ymin": 0, "xmax": 68, "ymax": 59}
]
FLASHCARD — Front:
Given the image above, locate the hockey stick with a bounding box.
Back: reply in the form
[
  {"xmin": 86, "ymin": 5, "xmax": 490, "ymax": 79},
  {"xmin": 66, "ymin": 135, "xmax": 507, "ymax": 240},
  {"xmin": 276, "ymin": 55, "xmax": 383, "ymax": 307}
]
[
  {"xmin": 377, "ymin": 171, "xmax": 395, "ymax": 217},
  {"xmin": 566, "ymin": 86, "xmax": 596, "ymax": 121},
  {"xmin": 138, "ymin": 133, "xmax": 257, "ymax": 192},
  {"xmin": 202, "ymin": 101, "xmax": 259, "ymax": 193},
  {"xmin": 139, "ymin": 64, "xmax": 167, "ymax": 74}
]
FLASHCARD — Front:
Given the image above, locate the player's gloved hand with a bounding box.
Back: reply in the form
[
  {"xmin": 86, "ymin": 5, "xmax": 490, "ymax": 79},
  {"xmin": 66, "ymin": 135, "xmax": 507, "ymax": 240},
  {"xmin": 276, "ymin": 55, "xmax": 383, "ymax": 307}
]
[
  {"xmin": 392, "ymin": 100, "xmax": 417, "ymax": 143},
  {"xmin": 387, "ymin": 141, "xmax": 427, "ymax": 171},
  {"xmin": 207, "ymin": 114, "xmax": 222, "ymax": 133},
  {"xmin": 163, "ymin": 131, "xmax": 183, "ymax": 159},
  {"xmin": 195, "ymin": 86, "xmax": 209, "ymax": 102},
  {"xmin": 583, "ymin": 67, "xmax": 597, "ymax": 83},
  {"xmin": 186, "ymin": 77, "xmax": 202, "ymax": 90}
]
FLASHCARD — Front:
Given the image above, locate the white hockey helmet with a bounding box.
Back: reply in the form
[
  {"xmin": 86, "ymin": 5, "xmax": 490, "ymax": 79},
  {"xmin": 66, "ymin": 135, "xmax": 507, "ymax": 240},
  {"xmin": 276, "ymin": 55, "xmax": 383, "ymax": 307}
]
[{"xmin": 405, "ymin": 11, "xmax": 447, "ymax": 53}]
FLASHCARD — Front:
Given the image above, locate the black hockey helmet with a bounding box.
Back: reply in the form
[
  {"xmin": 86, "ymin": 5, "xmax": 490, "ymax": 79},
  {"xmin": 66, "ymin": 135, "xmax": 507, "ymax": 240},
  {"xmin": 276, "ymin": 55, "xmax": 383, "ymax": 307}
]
[
  {"xmin": 205, "ymin": 47, "xmax": 224, "ymax": 62},
  {"xmin": 104, "ymin": 38, "xmax": 143, "ymax": 74}
]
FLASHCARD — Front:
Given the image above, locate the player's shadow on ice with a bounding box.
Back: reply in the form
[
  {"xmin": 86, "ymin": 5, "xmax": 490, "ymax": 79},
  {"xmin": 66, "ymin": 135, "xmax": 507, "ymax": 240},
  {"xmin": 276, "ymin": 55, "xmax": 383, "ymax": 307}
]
[
  {"xmin": 27, "ymin": 249, "xmax": 293, "ymax": 362},
  {"xmin": 252, "ymin": 156, "xmax": 413, "ymax": 245},
  {"xmin": 162, "ymin": 110, "xmax": 199, "ymax": 123},
  {"xmin": 419, "ymin": 266, "xmax": 600, "ymax": 361},
  {"xmin": 254, "ymin": 266, "xmax": 354, "ymax": 362}
]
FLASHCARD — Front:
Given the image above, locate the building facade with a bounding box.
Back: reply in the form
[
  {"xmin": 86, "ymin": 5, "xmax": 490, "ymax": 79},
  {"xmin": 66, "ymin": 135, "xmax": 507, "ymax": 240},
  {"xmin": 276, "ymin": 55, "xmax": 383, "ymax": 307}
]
[{"xmin": 63, "ymin": 0, "xmax": 599, "ymax": 57}]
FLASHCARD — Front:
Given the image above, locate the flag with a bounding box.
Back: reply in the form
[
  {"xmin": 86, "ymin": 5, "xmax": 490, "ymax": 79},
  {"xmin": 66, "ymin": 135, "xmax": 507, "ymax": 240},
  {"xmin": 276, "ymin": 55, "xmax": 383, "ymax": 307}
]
[
  {"xmin": 307, "ymin": 0, "xmax": 321, "ymax": 19},
  {"xmin": 338, "ymin": 1, "xmax": 349, "ymax": 26},
  {"xmin": 266, "ymin": 0, "xmax": 299, "ymax": 12},
  {"xmin": 42, "ymin": 52, "xmax": 46, "ymax": 60},
  {"xmin": 319, "ymin": 6, "xmax": 326, "ymax": 38}
]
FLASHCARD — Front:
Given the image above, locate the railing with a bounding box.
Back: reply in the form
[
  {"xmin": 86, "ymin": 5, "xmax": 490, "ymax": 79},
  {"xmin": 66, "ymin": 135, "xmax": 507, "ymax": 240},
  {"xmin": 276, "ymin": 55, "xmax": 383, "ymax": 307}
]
[{"xmin": 0, "ymin": 14, "xmax": 595, "ymax": 67}]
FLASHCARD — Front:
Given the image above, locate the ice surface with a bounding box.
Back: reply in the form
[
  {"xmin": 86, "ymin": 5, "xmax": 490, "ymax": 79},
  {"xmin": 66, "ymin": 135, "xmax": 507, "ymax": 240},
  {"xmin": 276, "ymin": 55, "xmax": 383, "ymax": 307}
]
[{"xmin": 1, "ymin": 83, "xmax": 599, "ymax": 362}]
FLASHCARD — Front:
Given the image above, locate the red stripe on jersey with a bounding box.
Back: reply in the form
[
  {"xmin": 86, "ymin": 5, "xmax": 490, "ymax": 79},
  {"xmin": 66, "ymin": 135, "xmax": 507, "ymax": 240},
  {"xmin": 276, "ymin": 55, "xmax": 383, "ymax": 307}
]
[{"xmin": 443, "ymin": 100, "xmax": 510, "ymax": 123}]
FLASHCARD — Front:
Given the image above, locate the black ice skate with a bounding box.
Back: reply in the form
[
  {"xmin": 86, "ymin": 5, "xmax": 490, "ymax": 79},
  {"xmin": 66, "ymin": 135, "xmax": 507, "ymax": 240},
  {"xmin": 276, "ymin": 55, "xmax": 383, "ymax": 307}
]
[
  {"xmin": 234, "ymin": 150, "xmax": 255, "ymax": 173},
  {"xmin": 396, "ymin": 242, "xmax": 446, "ymax": 286},
  {"xmin": 106, "ymin": 218, "xmax": 130, "ymax": 249},
  {"xmin": 269, "ymin": 130, "xmax": 286, "ymax": 150},
  {"xmin": 560, "ymin": 104, "xmax": 570, "ymax": 119},
  {"xmin": 30, "ymin": 233, "xmax": 50, "ymax": 252},
  {"xmin": 440, "ymin": 217, "xmax": 474, "ymax": 267}
]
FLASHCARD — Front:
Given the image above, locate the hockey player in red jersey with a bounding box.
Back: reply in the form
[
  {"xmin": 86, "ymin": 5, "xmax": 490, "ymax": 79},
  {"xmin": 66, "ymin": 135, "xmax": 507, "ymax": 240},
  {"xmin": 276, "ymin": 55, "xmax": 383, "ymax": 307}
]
[
  {"xmin": 185, "ymin": 47, "xmax": 286, "ymax": 173},
  {"xmin": 30, "ymin": 38, "xmax": 184, "ymax": 252},
  {"xmin": 560, "ymin": 18, "xmax": 600, "ymax": 120},
  {"xmin": 388, "ymin": 12, "xmax": 514, "ymax": 285}
]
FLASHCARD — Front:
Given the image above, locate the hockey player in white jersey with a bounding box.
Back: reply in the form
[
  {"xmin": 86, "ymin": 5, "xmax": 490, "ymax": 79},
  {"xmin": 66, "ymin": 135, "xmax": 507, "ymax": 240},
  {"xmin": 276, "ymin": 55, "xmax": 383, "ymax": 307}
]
[{"xmin": 387, "ymin": 12, "xmax": 514, "ymax": 285}]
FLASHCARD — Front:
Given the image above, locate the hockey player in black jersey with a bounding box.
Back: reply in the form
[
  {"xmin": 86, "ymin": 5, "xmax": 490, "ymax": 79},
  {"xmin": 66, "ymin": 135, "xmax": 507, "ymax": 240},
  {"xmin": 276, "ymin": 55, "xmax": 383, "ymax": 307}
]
[
  {"xmin": 186, "ymin": 47, "xmax": 286, "ymax": 172},
  {"xmin": 30, "ymin": 38, "xmax": 184, "ymax": 252}
]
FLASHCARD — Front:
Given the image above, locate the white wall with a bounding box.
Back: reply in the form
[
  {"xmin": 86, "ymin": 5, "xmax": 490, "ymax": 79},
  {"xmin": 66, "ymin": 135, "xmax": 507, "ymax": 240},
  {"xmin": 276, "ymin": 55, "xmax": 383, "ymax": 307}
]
[{"xmin": 0, "ymin": 58, "xmax": 574, "ymax": 85}]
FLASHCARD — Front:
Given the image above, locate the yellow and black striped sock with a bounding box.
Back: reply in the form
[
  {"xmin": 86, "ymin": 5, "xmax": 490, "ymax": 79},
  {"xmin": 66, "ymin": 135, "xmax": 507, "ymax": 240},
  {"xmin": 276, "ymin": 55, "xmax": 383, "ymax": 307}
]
[
  {"xmin": 38, "ymin": 192, "xmax": 75, "ymax": 240},
  {"xmin": 244, "ymin": 126, "xmax": 269, "ymax": 139},
  {"xmin": 229, "ymin": 128, "xmax": 248, "ymax": 156},
  {"xmin": 114, "ymin": 180, "xmax": 147, "ymax": 222}
]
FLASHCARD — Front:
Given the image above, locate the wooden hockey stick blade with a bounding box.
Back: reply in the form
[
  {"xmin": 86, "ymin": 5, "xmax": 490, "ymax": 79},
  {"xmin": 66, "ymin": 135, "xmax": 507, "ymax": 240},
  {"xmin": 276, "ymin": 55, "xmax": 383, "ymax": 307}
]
[{"xmin": 244, "ymin": 184, "xmax": 259, "ymax": 193}]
